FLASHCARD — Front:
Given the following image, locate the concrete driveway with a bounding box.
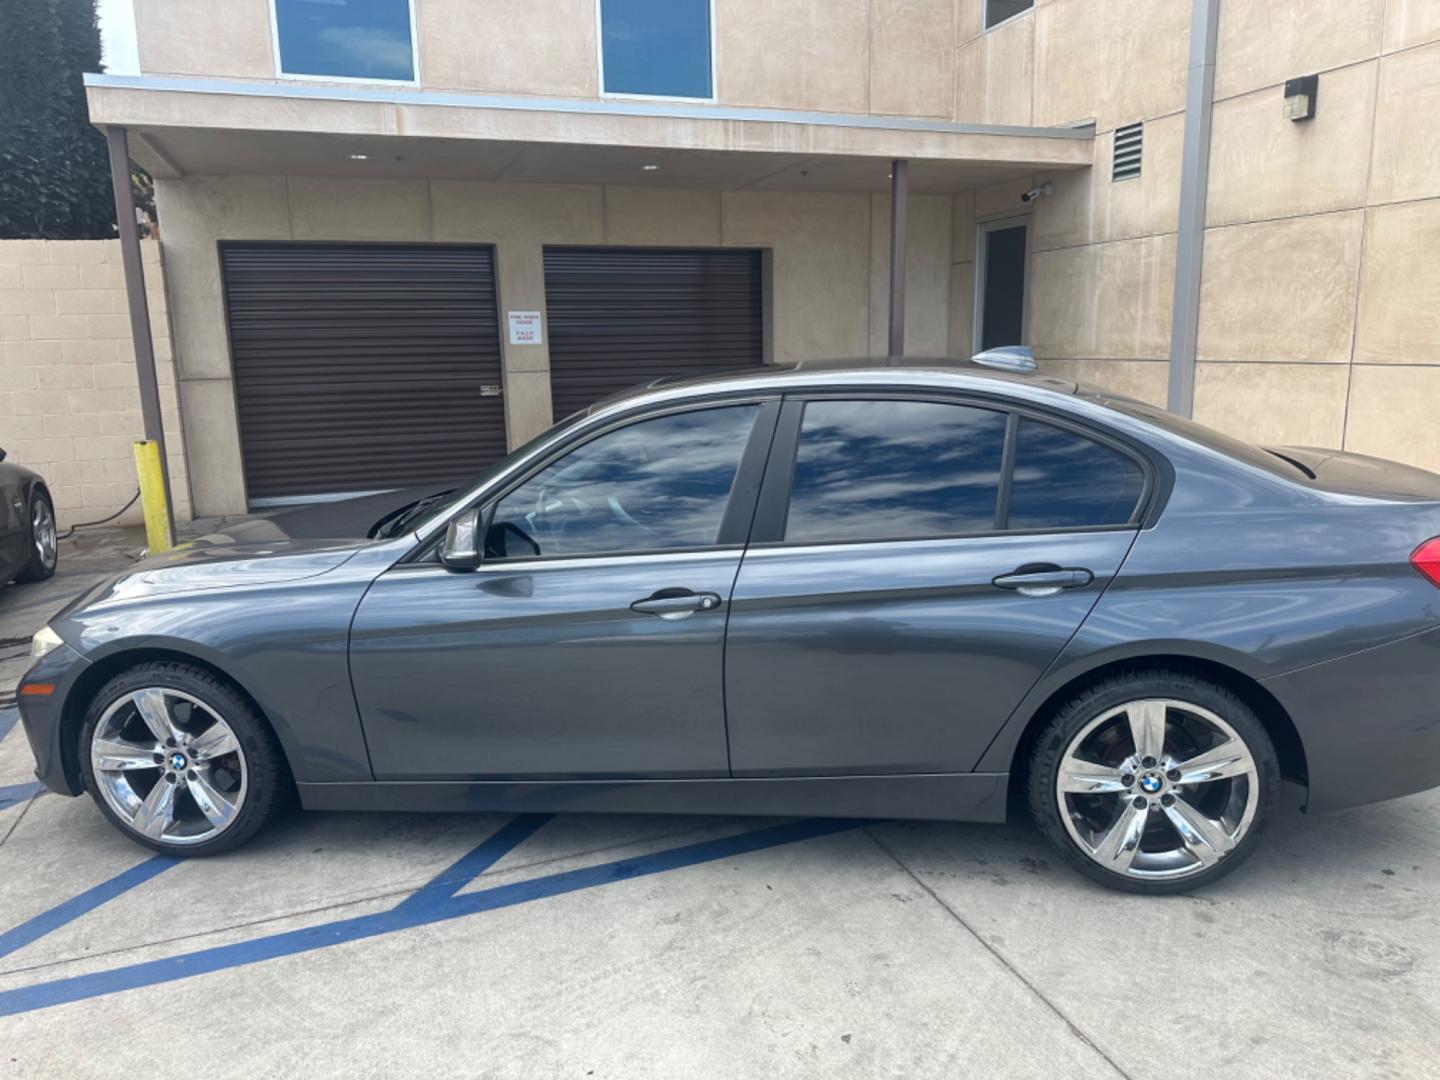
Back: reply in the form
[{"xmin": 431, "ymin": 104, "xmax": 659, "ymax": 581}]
[{"xmin": 1, "ymin": 530, "xmax": 1436, "ymax": 1078}]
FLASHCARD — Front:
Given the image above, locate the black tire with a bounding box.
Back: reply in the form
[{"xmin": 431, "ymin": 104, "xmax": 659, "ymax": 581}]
[
  {"xmin": 14, "ymin": 489, "xmax": 57, "ymax": 582},
  {"xmin": 1027, "ymin": 669, "xmax": 1280, "ymax": 895},
  {"xmin": 79, "ymin": 661, "xmax": 291, "ymax": 856}
]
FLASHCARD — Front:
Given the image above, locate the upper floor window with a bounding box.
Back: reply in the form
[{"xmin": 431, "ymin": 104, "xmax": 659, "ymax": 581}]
[
  {"xmin": 599, "ymin": 0, "xmax": 713, "ymax": 99},
  {"xmin": 984, "ymin": 0, "xmax": 1034, "ymax": 31},
  {"xmin": 273, "ymin": 0, "xmax": 417, "ymax": 83}
]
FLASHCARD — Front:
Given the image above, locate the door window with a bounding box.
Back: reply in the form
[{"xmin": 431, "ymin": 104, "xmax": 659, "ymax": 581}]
[
  {"xmin": 784, "ymin": 400, "xmax": 1007, "ymax": 544},
  {"xmin": 1007, "ymin": 417, "xmax": 1145, "ymax": 530},
  {"xmin": 485, "ymin": 405, "xmax": 758, "ymax": 560}
]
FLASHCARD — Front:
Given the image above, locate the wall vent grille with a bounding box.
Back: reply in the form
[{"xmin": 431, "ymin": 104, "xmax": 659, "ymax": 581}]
[{"xmin": 1112, "ymin": 122, "xmax": 1143, "ymax": 181}]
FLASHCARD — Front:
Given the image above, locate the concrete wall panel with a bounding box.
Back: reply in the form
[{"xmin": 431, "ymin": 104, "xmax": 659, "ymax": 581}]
[
  {"xmin": 1354, "ymin": 200, "xmax": 1440, "ymax": 365},
  {"xmin": 288, "ymin": 178, "xmax": 432, "ymax": 241},
  {"xmin": 954, "ymin": 14, "xmax": 1034, "ymax": 125},
  {"xmin": 721, "ymin": 191, "xmax": 871, "ymax": 362},
  {"xmin": 871, "ymin": 0, "xmax": 955, "ymax": 118},
  {"xmin": 716, "ymin": 0, "xmax": 870, "ymax": 113},
  {"xmin": 1346, "ymin": 365, "xmax": 1440, "ymax": 468},
  {"xmin": 1197, "ymin": 212, "xmax": 1363, "ymax": 363},
  {"xmin": 1383, "ymin": 0, "xmax": 1440, "ymax": 51},
  {"xmin": 1040, "ymin": 358, "xmax": 1169, "ymax": 406},
  {"xmin": 1369, "ymin": 42, "xmax": 1440, "ymax": 206},
  {"xmin": 1193, "ymin": 361, "xmax": 1348, "ymax": 448},
  {"xmin": 1207, "ymin": 62, "xmax": 1377, "ymax": 227},
  {"xmin": 419, "ymin": 0, "xmax": 597, "ymax": 97},
  {"xmin": 1214, "ymin": 0, "xmax": 1384, "ymax": 101},
  {"xmin": 604, "ymin": 188, "xmax": 722, "ymax": 246},
  {"xmin": 1029, "ymin": 234, "xmax": 1175, "ymax": 361},
  {"xmin": 135, "ymin": 0, "xmax": 274, "ymax": 79},
  {"xmin": 868, "ymin": 194, "xmax": 953, "ymax": 356}
]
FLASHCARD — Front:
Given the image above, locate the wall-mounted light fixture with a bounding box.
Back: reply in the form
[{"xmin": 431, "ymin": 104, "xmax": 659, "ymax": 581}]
[{"xmin": 1283, "ymin": 74, "xmax": 1318, "ymax": 122}]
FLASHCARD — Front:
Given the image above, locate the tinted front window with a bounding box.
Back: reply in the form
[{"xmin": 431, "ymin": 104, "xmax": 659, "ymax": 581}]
[
  {"xmin": 485, "ymin": 405, "xmax": 756, "ymax": 560},
  {"xmin": 784, "ymin": 400, "xmax": 1007, "ymax": 544},
  {"xmin": 1007, "ymin": 418, "xmax": 1145, "ymax": 530},
  {"xmin": 600, "ymin": 0, "xmax": 712, "ymax": 98},
  {"xmin": 275, "ymin": 0, "xmax": 415, "ymax": 81}
]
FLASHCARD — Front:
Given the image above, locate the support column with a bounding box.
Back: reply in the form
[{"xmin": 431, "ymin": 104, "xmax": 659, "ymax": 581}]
[
  {"xmin": 106, "ymin": 125, "xmax": 175, "ymax": 540},
  {"xmin": 888, "ymin": 159, "xmax": 909, "ymax": 359},
  {"xmin": 1167, "ymin": 0, "xmax": 1221, "ymax": 417}
]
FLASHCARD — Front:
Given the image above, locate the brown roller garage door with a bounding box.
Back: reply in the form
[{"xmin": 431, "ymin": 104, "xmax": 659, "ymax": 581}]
[
  {"xmin": 543, "ymin": 247, "xmax": 765, "ymax": 419},
  {"xmin": 220, "ymin": 243, "xmax": 506, "ymax": 503}
]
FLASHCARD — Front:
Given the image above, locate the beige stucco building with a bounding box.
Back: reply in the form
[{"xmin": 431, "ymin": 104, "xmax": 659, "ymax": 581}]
[{"xmin": 74, "ymin": 0, "xmax": 1440, "ymax": 517}]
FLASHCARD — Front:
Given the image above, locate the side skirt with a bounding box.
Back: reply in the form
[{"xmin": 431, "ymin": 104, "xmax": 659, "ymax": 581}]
[{"xmin": 298, "ymin": 772, "xmax": 1010, "ymax": 823}]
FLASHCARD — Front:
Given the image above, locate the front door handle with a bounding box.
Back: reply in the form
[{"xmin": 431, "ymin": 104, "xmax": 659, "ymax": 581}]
[
  {"xmin": 630, "ymin": 589, "xmax": 723, "ymax": 619},
  {"xmin": 992, "ymin": 565, "xmax": 1094, "ymax": 597}
]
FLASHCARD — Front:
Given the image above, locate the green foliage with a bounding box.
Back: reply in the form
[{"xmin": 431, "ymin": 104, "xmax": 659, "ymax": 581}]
[{"xmin": 0, "ymin": 0, "xmax": 116, "ymax": 239}]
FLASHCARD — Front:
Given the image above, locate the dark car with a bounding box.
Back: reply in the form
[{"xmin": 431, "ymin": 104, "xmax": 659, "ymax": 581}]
[
  {"xmin": 0, "ymin": 448, "xmax": 57, "ymax": 588},
  {"xmin": 17, "ymin": 359, "xmax": 1440, "ymax": 893}
]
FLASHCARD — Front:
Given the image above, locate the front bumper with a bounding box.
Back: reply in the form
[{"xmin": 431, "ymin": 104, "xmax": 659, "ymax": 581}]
[
  {"xmin": 16, "ymin": 641, "xmax": 90, "ymax": 797},
  {"xmin": 1265, "ymin": 625, "xmax": 1440, "ymax": 813}
]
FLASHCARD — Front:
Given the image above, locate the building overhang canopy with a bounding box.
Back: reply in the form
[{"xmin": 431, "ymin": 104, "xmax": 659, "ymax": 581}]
[{"xmin": 85, "ymin": 74, "xmax": 1093, "ymax": 193}]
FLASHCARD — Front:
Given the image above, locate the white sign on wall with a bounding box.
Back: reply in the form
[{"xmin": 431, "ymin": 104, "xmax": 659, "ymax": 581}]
[{"xmin": 507, "ymin": 310, "xmax": 543, "ymax": 345}]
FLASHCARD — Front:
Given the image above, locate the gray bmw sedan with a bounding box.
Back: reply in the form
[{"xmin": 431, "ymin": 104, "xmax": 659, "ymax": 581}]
[{"xmin": 17, "ymin": 359, "xmax": 1440, "ymax": 893}]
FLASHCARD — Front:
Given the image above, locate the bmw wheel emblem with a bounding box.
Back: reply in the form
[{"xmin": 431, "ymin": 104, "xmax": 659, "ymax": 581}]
[
  {"xmin": 170, "ymin": 753, "xmax": 188, "ymax": 771},
  {"xmin": 1140, "ymin": 774, "xmax": 1163, "ymax": 794}
]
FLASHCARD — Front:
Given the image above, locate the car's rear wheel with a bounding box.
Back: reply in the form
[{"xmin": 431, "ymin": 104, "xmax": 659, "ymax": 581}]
[
  {"xmin": 79, "ymin": 662, "xmax": 289, "ymax": 856},
  {"xmin": 14, "ymin": 489, "xmax": 57, "ymax": 582},
  {"xmin": 1027, "ymin": 671, "xmax": 1279, "ymax": 894}
]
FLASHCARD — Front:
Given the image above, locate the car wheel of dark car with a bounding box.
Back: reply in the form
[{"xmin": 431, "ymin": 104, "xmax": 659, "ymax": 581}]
[
  {"xmin": 1027, "ymin": 671, "xmax": 1280, "ymax": 894},
  {"xmin": 14, "ymin": 489, "xmax": 57, "ymax": 582},
  {"xmin": 79, "ymin": 662, "xmax": 290, "ymax": 856}
]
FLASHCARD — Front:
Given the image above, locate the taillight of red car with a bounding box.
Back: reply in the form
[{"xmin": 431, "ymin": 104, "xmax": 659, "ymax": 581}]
[{"xmin": 1411, "ymin": 537, "xmax": 1440, "ymax": 587}]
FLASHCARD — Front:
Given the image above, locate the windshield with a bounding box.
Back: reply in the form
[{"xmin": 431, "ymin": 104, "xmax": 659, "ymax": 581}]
[{"xmin": 1092, "ymin": 393, "xmax": 1310, "ymax": 479}]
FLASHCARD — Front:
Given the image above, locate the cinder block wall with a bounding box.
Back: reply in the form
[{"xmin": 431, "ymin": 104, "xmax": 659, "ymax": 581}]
[{"xmin": 0, "ymin": 239, "xmax": 190, "ymax": 528}]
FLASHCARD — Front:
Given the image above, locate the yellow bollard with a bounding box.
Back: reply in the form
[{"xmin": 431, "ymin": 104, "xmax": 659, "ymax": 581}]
[{"xmin": 132, "ymin": 440, "xmax": 174, "ymax": 554}]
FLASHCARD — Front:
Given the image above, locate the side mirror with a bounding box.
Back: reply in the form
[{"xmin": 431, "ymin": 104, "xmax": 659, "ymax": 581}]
[{"xmin": 440, "ymin": 508, "xmax": 482, "ymax": 571}]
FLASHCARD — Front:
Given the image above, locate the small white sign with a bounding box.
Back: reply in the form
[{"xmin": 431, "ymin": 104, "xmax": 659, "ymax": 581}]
[{"xmin": 508, "ymin": 310, "xmax": 543, "ymax": 346}]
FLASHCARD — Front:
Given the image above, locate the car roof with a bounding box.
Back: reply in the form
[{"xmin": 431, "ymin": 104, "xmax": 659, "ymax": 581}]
[{"xmin": 585, "ymin": 356, "xmax": 1080, "ymax": 415}]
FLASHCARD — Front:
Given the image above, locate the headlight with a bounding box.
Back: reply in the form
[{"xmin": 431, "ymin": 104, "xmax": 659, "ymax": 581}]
[{"xmin": 30, "ymin": 626, "xmax": 64, "ymax": 664}]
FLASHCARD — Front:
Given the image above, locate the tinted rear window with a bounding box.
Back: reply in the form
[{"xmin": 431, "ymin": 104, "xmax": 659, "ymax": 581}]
[
  {"xmin": 784, "ymin": 400, "xmax": 1007, "ymax": 543},
  {"xmin": 1007, "ymin": 417, "xmax": 1145, "ymax": 530}
]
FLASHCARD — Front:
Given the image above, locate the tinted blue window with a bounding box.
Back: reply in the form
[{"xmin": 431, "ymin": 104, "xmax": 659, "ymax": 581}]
[
  {"xmin": 486, "ymin": 406, "xmax": 757, "ymax": 559},
  {"xmin": 785, "ymin": 401, "xmax": 1007, "ymax": 543},
  {"xmin": 1007, "ymin": 417, "xmax": 1144, "ymax": 530},
  {"xmin": 601, "ymin": 0, "xmax": 712, "ymax": 98},
  {"xmin": 275, "ymin": 0, "xmax": 415, "ymax": 81}
]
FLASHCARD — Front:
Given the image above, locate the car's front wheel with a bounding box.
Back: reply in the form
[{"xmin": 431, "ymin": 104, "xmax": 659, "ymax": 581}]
[
  {"xmin": 1027, "ymin": 671, "xmax": 1280, "ymax": 894},
  {"xmin": 14, "ymin": 488, "xmax": 57, "ymax": 582},
  {"xmin": 79, "ymin": 662, "xmax": 289, "ymax": 856}
]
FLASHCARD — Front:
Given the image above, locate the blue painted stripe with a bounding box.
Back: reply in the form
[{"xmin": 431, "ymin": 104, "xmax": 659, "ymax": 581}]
[
  {"xmin": 0, "ymin": 817, "xmax": 861, "ymax": 1016},
  {"xmin": 394, "ymin": 813, "xmax": 552, "ymax": 914},
  {"xmin": 0, "ymin": 707, "xmax": 18, "ymax": 745},
  {"xmin": 0, "ymin": 781, "xmax": 44, "ymax": 813},
  {"xmin": 0, "ymin": 855, "xmax": 178, "ymax": 962}
]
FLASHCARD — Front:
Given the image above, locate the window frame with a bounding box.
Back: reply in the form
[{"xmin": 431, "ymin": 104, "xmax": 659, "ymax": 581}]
[
  {"xmin": 410, "ymin": 395, "xmax": 781, "ymax": 568},
  {"xmin": 270, "ymin": 0, "xmax": 421, "ymax": 87},
  {"xmin": 594, "ymin": 0, "xmax": 718, "ymax": 103},
  {"xmin": 747, "ymin": 390, "xmax": 1159, "ymax": 551},
  {"xmin": 983, "ymin": 0, "xmax": 1035, "ymax": 34}
]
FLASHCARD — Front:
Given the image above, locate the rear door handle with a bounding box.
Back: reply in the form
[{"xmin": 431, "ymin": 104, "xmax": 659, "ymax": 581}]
[
  {"xmin": 630, "ymin": 589, "xmax": 723, "ymax": 619},
  {"xmin": 992, "ymin": 565, "xmax": 1094, "ymax": 597}
]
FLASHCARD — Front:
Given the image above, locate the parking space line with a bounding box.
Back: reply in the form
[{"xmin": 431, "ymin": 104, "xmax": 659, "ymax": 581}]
[
  {"xmin": 0, "ymin": 781, "xmax": 44, "ymax": 813},
  {"xmin": 0, "ymin": 707, "xmax": 17, "ymax": 745},
  {"xmin": 393, "ymin": 813, "xmax": 554, "ymax": 914},
  {"xmin": 0, "ymin": 855, "xmax": 179, "ymax": 963},
  {"xmin": 0, "ymin": 816, "xmax": 861, "ymax": 1017}
]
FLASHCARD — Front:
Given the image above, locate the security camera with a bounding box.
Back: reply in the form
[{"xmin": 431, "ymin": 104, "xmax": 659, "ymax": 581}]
[{"xmin": 1019, "ymin": 182, "xmax": 1054, "ymax": 203}]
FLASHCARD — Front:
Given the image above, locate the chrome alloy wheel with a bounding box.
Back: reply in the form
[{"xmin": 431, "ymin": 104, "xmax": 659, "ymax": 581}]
[
  {"xmin": 90, "ymin": 688, "xmax": 248, "ymax": 846},
  {"xmin": 1055, "ymin": 698, "xmax": 1259, "ymax": 881},
  {"xmin": 32, "ymin": 498, "xmax": 57, "ymax": 570}
]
